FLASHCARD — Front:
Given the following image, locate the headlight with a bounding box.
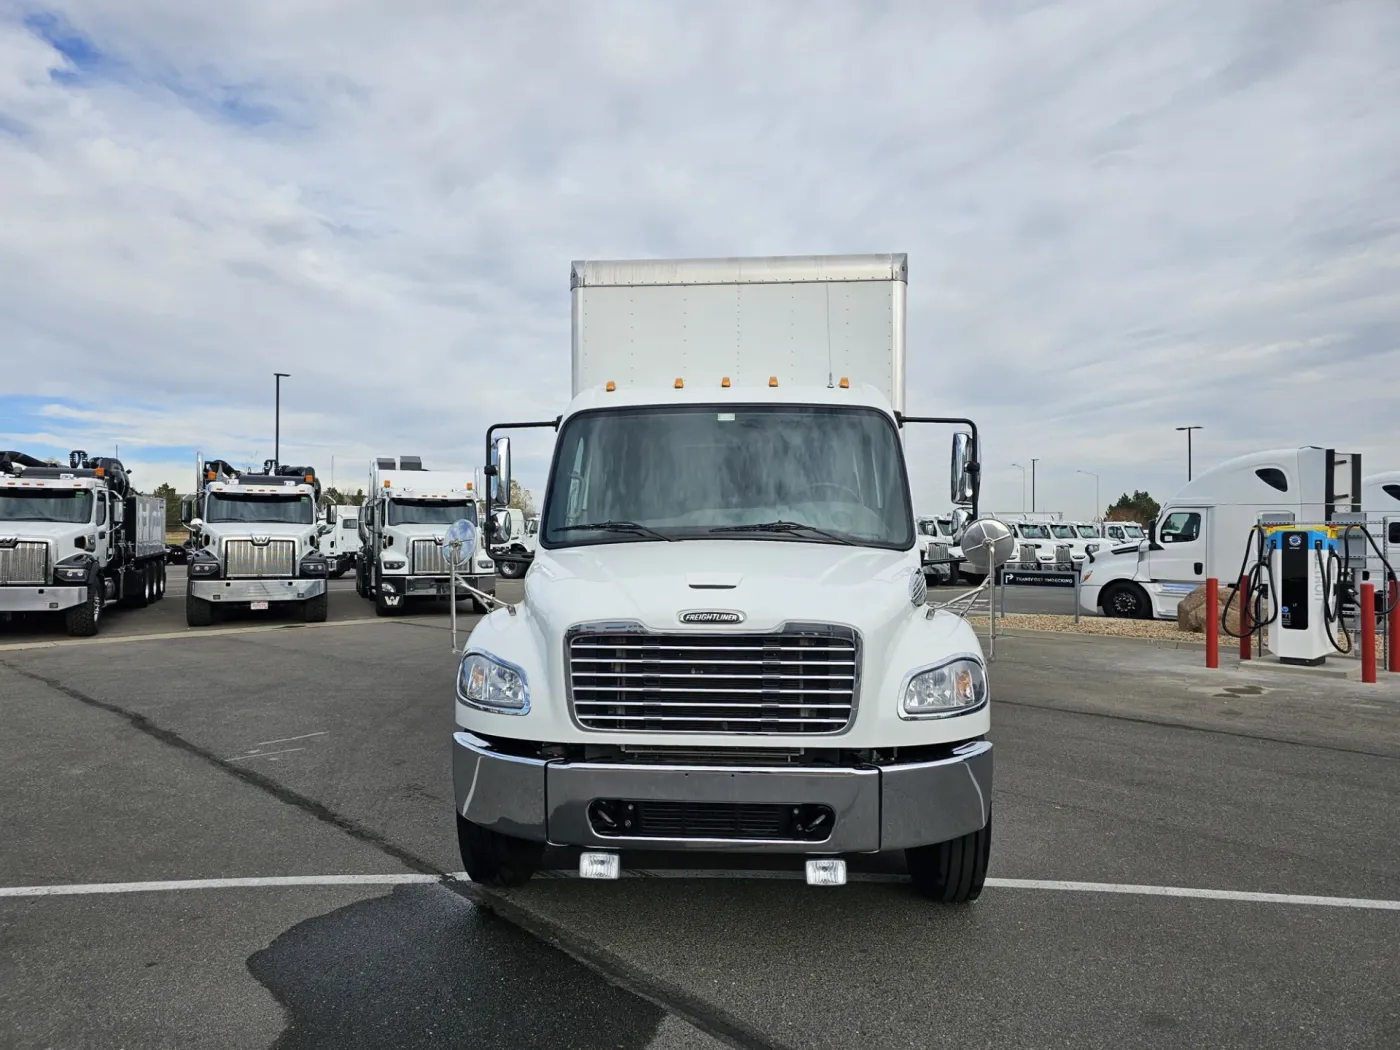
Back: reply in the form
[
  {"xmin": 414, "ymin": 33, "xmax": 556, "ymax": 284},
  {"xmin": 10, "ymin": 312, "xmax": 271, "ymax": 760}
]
[
  {"xmin": 457, "ymin": 652, "xmax": 529, "ymax": 714},
  {"xmin": 381, "ymin": 556, "xmax": 407, "ymax": 570},
  {"xmin": 901, "ymin": 657, "xmax": 987, "ymax": 719},
  {"xmin": 475, "ymin": 557, "xmax": 493, "ymax": 570},
  {"xmin": 1086, "ymin": 542, "xmax": 1100, "ymax": 553},
  {"xmin": 53, "ymin": 557, "xmax": 90, "ymax": 583},
  {"xmin": 188, "ymin": 553, "xmax": 220, "ymax": 577},
  {"xmin": 300, "ymin": 554, "xmax": 328, "ymax": 577}
]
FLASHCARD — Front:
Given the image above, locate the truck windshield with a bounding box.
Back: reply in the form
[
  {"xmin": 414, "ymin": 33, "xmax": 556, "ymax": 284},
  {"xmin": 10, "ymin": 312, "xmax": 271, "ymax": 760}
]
[
  {"xmin": 206, "ymin": 493, "xmax": 314, "ymax": 524},
  {"xmin": 1050, "ymin": 524, "xmax": 1077, "ymax": 539},
  {"xmin": 0, "ymin": 488, "xmax": 93, "ymax": 523},
  {"xmin": 387, "ymin": 500, "xmax": 477, "ymax": 526},
  {"xmin": 937, "ymin": 519, "xmax": 954, "ymax": 536},
  {"xmin": 1121, "ymin": 524, "xmax": 1145, "ymax": 538},
  {"xmin": 1077, "ymin": 525, "xmax": 1099, "ymax": 538},
  {"xmin": 1017, "ymin": 524, "xmax": 1052, "ymax": 540},
  {"xmin": 917, "ymin": 519, "xmax": 939, "ymax": 537},
  {"xmin": 542, "ymin": 404, "xmax": 913, "ymax": 549}
]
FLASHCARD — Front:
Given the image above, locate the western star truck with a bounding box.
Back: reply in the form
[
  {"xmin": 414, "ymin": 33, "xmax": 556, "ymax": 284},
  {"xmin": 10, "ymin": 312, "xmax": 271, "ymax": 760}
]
[
  {"xmin": 0, "ymin": 450, "xmax": 167, "ymax": 635},
  {"xmin": 181, "ymin": 456, "xmax": 332, "ymax": 626},
  {"xmin": 356, "ymin": 457, "xmax": 496, "ymax": 616},
  {"xmin": 1080, "ymin": 447, "xmax": 1362, "ymax": 619},
  {"xmin": 451, "ymin": 253, "xmax": 1004, "ymax": 902}
]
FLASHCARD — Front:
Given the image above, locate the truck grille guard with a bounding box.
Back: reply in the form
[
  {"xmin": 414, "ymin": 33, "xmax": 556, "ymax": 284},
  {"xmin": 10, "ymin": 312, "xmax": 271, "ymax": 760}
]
[{"xmin": 0, "ymin": 540, "xmax": 49, "ymax": 585}]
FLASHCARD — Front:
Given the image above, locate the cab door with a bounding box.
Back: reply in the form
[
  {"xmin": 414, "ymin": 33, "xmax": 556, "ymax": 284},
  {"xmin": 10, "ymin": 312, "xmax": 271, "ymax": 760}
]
[{"xmin": 1146, "ymin": 507, "xmax": 1210, "ymax": 586}]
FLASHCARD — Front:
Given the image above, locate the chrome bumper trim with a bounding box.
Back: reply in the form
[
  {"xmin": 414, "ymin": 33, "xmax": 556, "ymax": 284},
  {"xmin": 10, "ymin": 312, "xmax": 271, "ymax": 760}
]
[
  {"xmin": 189, "ymin": 578, "xmax": 327, "ymax": 602},
  {"xmin": 0, "ymin": 585, "xmax": 86, "ymax": 612}
]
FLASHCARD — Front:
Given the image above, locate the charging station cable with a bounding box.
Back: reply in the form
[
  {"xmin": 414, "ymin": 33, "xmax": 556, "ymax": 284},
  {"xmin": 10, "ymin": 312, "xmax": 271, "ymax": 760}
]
[
  {"xmin": 1221, "ymin": 525, "xmax": 1275, "ymax": 640},
  {"xmin": 1316, "ymin": 542, "xmax": 1352, "ymax": 655}
]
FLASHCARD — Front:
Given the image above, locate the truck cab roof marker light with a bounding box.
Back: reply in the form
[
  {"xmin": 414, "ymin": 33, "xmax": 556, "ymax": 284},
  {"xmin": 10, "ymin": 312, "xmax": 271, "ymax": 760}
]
[
  {"xmin": 721, "ymin": 376, "xmax": 731, "ymax": 388},
  {"xmin": 839, "ymin": 376, "xmax": 850, "ymax": 388},
  {"xmin": 674, "ymin": 378, "xmax": 684, "ymax": 389},
  {"xmin": 605, "ymin": 380, "xmax": 616, "ymax": 392},
  {"xmin": 769, "ymin": 376, "xmax": 779, "ymax": 387}
]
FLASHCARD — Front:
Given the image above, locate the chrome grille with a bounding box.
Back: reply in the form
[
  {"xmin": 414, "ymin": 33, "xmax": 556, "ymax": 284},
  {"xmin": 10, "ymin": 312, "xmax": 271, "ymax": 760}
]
[
  {"xmin": 568, "ymin": 627, "xmax": 859, "ymax": 735},
  {"xmin": 412, "ymin": 539, "xmax": 449, "ymax": 576},
  {"xmin": 224, "ymin": 539, "xmax": 295, "ymax": 578},
  {"xmin": 0, "ymin": 542, "xmax": 48, "ymax": 585}
]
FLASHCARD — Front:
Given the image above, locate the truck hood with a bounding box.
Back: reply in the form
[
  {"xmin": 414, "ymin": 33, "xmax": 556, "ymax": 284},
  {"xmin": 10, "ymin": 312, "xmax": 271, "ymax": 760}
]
[
  {"xmin": 0, "ymin": 521, "xmax": 91, "ymax": 553},
  {"xmin": 525, "ymin": 539, "xmax": 922, "ymax": 635},
  {"xmin": 384, "ymin": 522, "xmax": 488, "ymax": 560},
  {"xmin": 201, "ymin": 521, "xmax": 319, "ymax": 554}
]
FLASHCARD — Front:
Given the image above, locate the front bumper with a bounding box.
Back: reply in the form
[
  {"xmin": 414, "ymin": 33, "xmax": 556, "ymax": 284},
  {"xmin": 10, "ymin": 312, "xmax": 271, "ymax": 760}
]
[
  {"xmin": 190, "ymin": 578, "xmax": 327, "ymax": 603},
  {"xmin": 385, "ymin": 574, "xmax": 495, "ymax": 597},
  {"xmin": 451, "ymin": 731, "xmax": 992, "ymax": 853},
  {"xmin": 0, "ymin": 585, "xmax": 87, "ymax": 613}
]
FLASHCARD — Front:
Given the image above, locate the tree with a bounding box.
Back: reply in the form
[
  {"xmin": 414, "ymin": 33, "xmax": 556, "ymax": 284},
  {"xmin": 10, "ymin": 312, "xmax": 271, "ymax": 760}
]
[
  {"xmin": 323, "ymin": 487, "xmax": 367, "ymax": 507},
  {"xmin": 1105, "ymin": 490, "xmax": 1160, "ymax": 523},
  {"xmin": 151, "ymin": 483, "xmax": 183, "ymax": 530},
  {"xmin": 508, "ymin": 479, "xmax": 535, "ymax": 516}
]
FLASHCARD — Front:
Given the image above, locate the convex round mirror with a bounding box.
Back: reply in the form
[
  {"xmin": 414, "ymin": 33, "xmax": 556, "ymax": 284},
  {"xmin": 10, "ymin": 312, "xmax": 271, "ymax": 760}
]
[{"xmin": 960, "ymin": 517, "xmax": 1015, "ymax": 574}]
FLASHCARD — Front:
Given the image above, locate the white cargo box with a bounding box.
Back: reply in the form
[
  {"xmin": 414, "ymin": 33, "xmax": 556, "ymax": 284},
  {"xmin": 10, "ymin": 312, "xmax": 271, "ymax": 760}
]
[{"xmin": 571, "ymin": 254, "xmax": 908, "ymax": 412}]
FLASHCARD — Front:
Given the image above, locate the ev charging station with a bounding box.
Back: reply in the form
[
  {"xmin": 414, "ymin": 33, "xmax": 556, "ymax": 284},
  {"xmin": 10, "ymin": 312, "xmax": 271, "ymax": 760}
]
[{"xmin": 1264, "ymin": 524, "xmax": 1343, "ymax": 665}]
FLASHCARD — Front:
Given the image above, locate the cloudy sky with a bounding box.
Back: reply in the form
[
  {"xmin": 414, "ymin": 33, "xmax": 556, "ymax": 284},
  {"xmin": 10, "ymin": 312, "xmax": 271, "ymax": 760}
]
[{"xmin": 2, "ymin": 0, "xmax": 1397, "ymax": 517}]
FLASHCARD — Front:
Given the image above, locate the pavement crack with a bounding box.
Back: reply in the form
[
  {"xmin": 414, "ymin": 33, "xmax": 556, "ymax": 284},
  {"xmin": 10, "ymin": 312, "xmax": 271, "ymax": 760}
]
[
  {"xmin": 0, "ymin": 659, "xmax": 442, "ymax": 878},
  {"xmin": 995, "ymin": 698, "xmax": 1400, "ymax": 761}
]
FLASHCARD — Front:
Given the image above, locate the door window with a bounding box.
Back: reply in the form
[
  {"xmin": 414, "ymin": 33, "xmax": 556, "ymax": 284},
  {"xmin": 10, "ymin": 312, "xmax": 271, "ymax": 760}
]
[
  {"xmin": 1160, "ymin": 511, "xmax": 1201, "ymax": 543},
  {"xmin": 95, "ymin": 492, "xmax": 107, "ymax": 526}
]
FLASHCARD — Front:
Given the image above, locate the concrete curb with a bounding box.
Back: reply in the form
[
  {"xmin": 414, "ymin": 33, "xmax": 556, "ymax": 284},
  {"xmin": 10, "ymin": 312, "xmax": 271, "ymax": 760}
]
[{"xmin": 986, "ymin": 626, "xmax": 1207, "ymax": 650}]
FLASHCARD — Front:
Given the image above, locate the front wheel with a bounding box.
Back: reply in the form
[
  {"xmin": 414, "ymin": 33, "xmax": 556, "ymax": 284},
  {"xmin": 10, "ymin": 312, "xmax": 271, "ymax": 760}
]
[
  {"xmin": 456, "ymin": 815, "xmax": 543, "ymax": 887},
  {"xmin": 186, "ymin": 592, "xmax": 215, "ymax": 627},
  {"xmin": 374, "ymin": 573, "xmax": 403, "ymax": 617},
  {"xmin": 906, "ymin": 813, "xmax": 991, "ymax": 903},
  {"xmin": 64, "ymin": 585, "xmax": 103, "ymax": 637},
  {"xmin": 1101, "ymin": 581, "xmax": 1152, "ymax": 619},
  {"xmin": 302, "ymin": 591, "xmax": 329, "ymax": 623}
]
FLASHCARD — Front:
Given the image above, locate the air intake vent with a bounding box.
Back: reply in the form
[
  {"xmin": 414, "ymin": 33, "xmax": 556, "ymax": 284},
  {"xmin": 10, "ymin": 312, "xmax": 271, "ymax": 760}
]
[
  {"xmin": 376, "ymin": 458, "xmax": 396, "ymax": 470},
  {"xmin": 399, "ymin": 456, "xmax": 423, "ymax": 471}
]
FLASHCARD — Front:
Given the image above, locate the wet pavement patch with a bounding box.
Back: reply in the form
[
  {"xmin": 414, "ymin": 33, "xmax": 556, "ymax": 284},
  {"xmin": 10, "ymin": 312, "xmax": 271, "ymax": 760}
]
[{"xmin": 248, "ymin": 883, "xmax": 669, "ymax": 1050}]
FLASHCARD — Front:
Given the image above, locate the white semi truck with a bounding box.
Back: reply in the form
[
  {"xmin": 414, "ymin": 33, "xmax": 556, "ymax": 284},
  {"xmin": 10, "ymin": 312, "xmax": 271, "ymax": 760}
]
[
  {"xmin": 0, "ymin": 450, "xmax": 167, "ymax": 635},
  {"xmin": 320, "ymin": 503, "xmax": 360, "ymax": 577},
  {"xmin": 1080, "ymin": 447, "xmax": 1362, "ymax": 619},
  {"xmin": 451, "ymin": 253, "xmax": 1005, "ymax": 902},
  {"xmin": 181, "ymin": 456, "xmax": 332, "ymax": 626},
  {"xmin": 355, "ymin": 457, "xmax": 496, "ymax": 616}
]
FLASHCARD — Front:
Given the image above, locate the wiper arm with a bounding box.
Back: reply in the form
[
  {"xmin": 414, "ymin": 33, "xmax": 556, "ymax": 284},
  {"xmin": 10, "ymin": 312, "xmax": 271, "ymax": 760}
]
[
  {"xmin": 554, "ymin": 520, "xmax": 675, "ymax": 542},
  {"xmin": 708, "ymin": 520, "xmax": 855, "ymax": 545}
]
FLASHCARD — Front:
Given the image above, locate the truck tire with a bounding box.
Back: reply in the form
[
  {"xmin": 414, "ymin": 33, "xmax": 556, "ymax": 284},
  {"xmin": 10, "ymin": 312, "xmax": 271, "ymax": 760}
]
[
  {"xmin": 906, "ymin": 813, "xmax": 991, "ymax": 904},
  {"xmin": 355, "ymin": 561, "xmax": 368, "ymax": 599},
  {"xmin": 64, "ymin": 586, "xmax": 103, "ymax": 637},
  {"xmin": 124, "ymin": 564, "xmax": 150, "ymax": 608},
  {"xmin": 374, "ymin": 572, "xmax": 402, "ymax": 617},
  {"xmin": 302, "ymin": 591, "xmax": 329, "ymax": 623},
  {"xmin": 456, "ymin": 814, "xmax": 543, "ymax": 888},
  {"xmin": 186, "ymin": 592, "xmax": 216, "ymax": 627},
  {"xmin": 498, "ymin": 560, "xmax": 522, "ymax": 580},
  {"xmin": 1101, "ymin": 581, "xmax": 1151, "ymax": 619},
  {"xmin": 155, "ymin": 563, "xmax": 166, "ymax": 601}
]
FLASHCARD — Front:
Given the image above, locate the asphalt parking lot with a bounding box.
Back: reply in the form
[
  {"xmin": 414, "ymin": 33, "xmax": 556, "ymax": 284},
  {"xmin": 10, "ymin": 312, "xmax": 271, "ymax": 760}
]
[{"xmin": 2, "ymin": 579, "xmax": 1397, "ymax": 1049}]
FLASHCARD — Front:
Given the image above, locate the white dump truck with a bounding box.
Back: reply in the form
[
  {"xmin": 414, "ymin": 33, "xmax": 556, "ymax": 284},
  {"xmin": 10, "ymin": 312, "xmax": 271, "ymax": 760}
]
[
  {"xmin": 1080, "ymin": 447, "xmax": 1363, "ymax": 619},
  {"xmin": 181, "ymin": 456, "xmax": 332, "ymax": 626},
  {"xmin": 0, "ymin": 450, "xmax": 167, "ymax": 635},
  {"xmin": 355, "ymin": 457, "xmax": 496, "ymax": 615},
  {"xmin": 451, "ymin": 254, "xmax": 1007, "ymax": 902}
]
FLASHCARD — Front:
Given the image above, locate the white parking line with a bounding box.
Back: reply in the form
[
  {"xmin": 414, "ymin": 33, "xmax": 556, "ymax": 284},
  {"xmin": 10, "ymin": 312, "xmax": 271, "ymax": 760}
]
[
  {"xmin": 254, "ymin": 731, "xmax": 329, "ymax": 747},
  {"xmin": 227, "ymin": 747, "xmax": 306, "ymax": 762},
  {"xmin": 1, "ymin": 871, "xmax": 1397, "ymax": 911}
]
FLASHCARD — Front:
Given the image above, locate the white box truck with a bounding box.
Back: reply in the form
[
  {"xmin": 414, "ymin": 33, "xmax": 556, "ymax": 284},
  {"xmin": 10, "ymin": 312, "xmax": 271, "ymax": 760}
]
[
  {"xmin": 355, "ymin": 457, "xmax": 496, "ymax": 616},
  {"xmin": 451, "ymin": 254, "xmax": 1003, "ymax": 902},
  {"xmin": 1080, "ymin": 447, "xmax": 1362, "ymax": 619},
  {"xmin": 0, "ymin": 450, "xmax": 167, "ymax": 635}
]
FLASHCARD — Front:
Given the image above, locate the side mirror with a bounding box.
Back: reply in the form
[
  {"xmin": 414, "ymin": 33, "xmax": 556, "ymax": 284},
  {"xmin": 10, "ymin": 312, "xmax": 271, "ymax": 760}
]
[
  {"xmin": 317, "ymin": 522, "xmax": 333, "ymax": 536},
  {"xmin": 179, "ymin": 496, "xmax": 193, "ymax": 525},
  {"xmin": 950, "ymin": 432, "xmax": 976, "ymax": 505},
  {"xmin": 494, "ymin": 513, "xmax": 514, "ymax": 542},
  {"xmin": 950, "ymin": 508, "xmax": 971, "ymax": 538},
  {"xmin": 189, "ymin": 517, "xmax": 204, "ymax": 531},
  {"xmin": 490, "ymin": 436, "xmax": 512, "ymax": 509},
  {"xmin": 325, "ymin": 504, "xmax": 337, "ymax": 525}
]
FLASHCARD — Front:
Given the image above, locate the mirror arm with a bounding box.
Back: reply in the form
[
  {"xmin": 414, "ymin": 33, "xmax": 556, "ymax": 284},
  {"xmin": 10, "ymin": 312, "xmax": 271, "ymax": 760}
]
[
  {"xmin": 896, "ymin": 413, "xmax": 982, "ymax": 519},
  {"xmin": 483, "ymin": 416, "xmax": 562, "ymax": 530}
]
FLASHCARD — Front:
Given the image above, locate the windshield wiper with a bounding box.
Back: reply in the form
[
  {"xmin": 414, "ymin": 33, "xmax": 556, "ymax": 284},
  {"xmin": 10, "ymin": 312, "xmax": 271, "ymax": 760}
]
[
  {"xmin": 555, "ymin": 520, "xmax": 675, "ymax": 542},
  {"xmin": 708, "ymin": 520, "xmax": 855, "ymax": 545}
]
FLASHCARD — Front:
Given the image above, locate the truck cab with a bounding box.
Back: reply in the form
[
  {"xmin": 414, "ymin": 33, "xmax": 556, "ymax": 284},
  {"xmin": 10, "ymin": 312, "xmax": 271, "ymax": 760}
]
[
  {"xmin": 1, "ymin": 450, "xmax": 166, "ymax": 635},
  {"xmin": 320, "ymin": 503, "xmax": 360, "ymax": 577},
  {"xmin": 182, "ymin": 457, "xmax": 331, "ymax": 626},
  {"xmin": 355, "ymin": 457, "xmax": 495, "ymax": 616},
  {"xmin": 450, "ymin": 254, "xmax": 1005, "ymax": 903},
  {"xmin": 1081, "ymin": 448, "xmax": 1362, "ymax": 619}
]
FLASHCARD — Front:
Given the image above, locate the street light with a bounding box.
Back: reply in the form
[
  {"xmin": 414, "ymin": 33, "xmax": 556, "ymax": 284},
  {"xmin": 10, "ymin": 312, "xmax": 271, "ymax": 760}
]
[
  {"xmin": 1010, "ymin": 463, "xmax": 1027, "ymax": 513},
  {"xmin": 1176, "ymin": 425, "xmax": 1202, "ymax": 481},
  {"xmin": 1076, "ymin": 469, "xmax": 1100, "ymax": 522},
  {"xmin": 1030, "ymin": 458, "xmax": 1039, "ymax": 513},
  {"xmin": 274, "ymin": 373, "xmax": 291, "ymax": 471}
]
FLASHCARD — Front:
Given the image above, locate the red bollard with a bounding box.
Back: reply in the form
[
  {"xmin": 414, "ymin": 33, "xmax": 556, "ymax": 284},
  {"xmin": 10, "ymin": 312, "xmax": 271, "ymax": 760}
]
[
  {"xmin": 1238, "ymin": 575, "xmax": 1251, "ymax": 660},
  {"xmin": 1360, "ymin": 582, "xmax": 1376, "ymax": 684},
  {"xmin": 1205, "ymin": 577, "xmax": 1219, "ymax": 668},
  {"xmin": 1389, "ymin": 580, "xmax": 1399, "ymax": 674}
]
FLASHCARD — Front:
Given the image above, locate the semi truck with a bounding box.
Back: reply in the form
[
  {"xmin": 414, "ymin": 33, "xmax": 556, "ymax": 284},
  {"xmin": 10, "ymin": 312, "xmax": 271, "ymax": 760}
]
[
  {"xmin": 0, "ymin": 450, "xmax": 167, "ymax": 635},
  {"xmin": 451, "ymin": 253, "xmax": 1006, "ymax": 902},
  {"xmin": 1080, "ymin": 447, "xmax": 1362, "ymax": 619},
  {"xmin": 355, "ymin": 457, "xmax": 496, "ymax": 616},
  {"xmin": 180, "ymin": 456, "xmax": 332, "ymax": 626},
  {"xmin": 321, "ymin": 503, "xmax": 360, "ymax": 577}
]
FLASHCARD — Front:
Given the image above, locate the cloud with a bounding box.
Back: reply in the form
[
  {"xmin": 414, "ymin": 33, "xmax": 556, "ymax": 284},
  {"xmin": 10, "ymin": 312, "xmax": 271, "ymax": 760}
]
[{"xmin": 1, "ymin": 0, "xmax": 1398, "ymax": 517}]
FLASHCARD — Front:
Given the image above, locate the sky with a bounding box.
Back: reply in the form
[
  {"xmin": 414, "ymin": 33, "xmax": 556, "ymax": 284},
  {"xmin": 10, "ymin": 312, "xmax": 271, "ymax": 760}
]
[{"xmin": 1, "ymin": 0, "xmax": 1398, "ymax": 519}]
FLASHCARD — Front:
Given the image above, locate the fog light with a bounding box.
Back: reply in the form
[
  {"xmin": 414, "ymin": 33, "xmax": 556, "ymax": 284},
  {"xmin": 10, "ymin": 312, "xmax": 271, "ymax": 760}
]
[
  {"xmin": 579, "ymin": 852, "xmax": 620, "ymax": 880},
  {"xmin": 805, "ymin": 858, "xmax": 846, "ymax": 886}
]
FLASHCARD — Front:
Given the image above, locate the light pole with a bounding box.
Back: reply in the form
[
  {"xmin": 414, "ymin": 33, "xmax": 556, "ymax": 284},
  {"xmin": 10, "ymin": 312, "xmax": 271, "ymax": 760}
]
[
  {"xmin": 1010, "ymin": 463, "xmax": 1027, "ymax": 513},
  {"xmin": 1176, "ymin": 425, "xmax": 1202, "ymax": 481},
  {"xmin": 1077, "ymin": 469, "xmax": 1100, "ymax": 522},
  {"xmin": 274, "ymin": 373, "xmax": 290, "ymax": 471},
  {"xmin": 1030, "ymin": 458, "xmax": 1039, "ymax": 513}
]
